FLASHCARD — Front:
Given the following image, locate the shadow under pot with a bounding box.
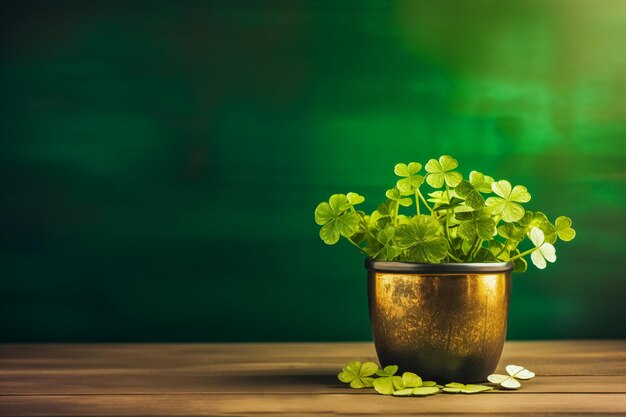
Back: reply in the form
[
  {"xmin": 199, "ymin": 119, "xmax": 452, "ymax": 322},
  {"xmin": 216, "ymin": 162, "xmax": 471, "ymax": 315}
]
[{"xmin": 366, "ymin": 258, "xmax": 514, "ymax": 383}]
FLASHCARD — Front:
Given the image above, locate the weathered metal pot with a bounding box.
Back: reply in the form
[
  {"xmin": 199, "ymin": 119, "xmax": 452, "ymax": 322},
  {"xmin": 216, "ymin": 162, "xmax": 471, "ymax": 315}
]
[{"xmin": 366, "ymin": 258, "xmax": 514, "ymax": 383}]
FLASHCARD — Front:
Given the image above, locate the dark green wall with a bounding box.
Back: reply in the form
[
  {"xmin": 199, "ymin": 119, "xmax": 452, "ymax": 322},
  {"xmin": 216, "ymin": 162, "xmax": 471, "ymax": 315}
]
[{"xmin": 1, "ymin": 0, "xmax": 625, "ymax": 342}]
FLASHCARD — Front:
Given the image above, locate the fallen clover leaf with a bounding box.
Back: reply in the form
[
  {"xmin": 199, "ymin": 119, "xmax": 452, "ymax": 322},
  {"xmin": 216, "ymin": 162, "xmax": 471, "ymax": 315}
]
[
  {"xmin": 392, "ymin": 372, "xmax": 441, "ymax": 396},
  {"xmin": 373, "ymin": 365, "xmax": 403, "ymax": 395},
  {"xmin": 337, "ymin": 361, "xmax": 379, "ymax": 388},
  {"xmin": 488, "ymin": 365, "xmax": 535, "ymax": 389},
  {"xmin": 442, "ymin": 382, "xmax": 493, "ymax": 394}
]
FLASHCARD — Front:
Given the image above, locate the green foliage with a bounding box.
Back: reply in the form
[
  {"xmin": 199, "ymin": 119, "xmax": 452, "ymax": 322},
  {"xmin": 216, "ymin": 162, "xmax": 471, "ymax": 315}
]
[
  {"xmin": 338, "ymin": 361, "xmax": 535, "ymax": 397},
  {"xmin": 337, "ymin": 361, "xmax": 379, "ymax": 388},
  {"xmin": 395, "ymin": 216, "xmax": 449, "ymax": 263},
  {"xmin": 373, "ymin": 365, "xmax": 403, "ymax": 394},
  {"xmin": 442, "ymin": 382, "xmax": 494, "ymax": 394},
  {"xmin": 314, "ymin": 156, "xmax": 576, "ymax": 271}
]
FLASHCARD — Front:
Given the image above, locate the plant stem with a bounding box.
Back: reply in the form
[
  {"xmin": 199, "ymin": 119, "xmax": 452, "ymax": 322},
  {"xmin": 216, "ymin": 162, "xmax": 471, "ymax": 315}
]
[
  {"xmin": 508, "ymin": 246, "xmax": 538, "ymax": 261},
  {"xmin": 464, "ymin": 237, "xmax": 479, "ymax": 262},
  {"xmin": 394, "ymin": 201, "xmax": 399, "ymax": 227},
  {"xmin": 417, "ymin": 189, "xmax": 433, "ymax": 214},
  {"xmin": 444, "ymin": 183, "xmax": 452, "ymax": 242},
  {"xmin": 346, "ymin": 237, "xmax": 367, "ymax": 255},
  {"xmin": 471, "ymin": 239, "xmax": 483, "ymax": 258},
  {"xmin": 414, "ymin": 189, "xmax": 420, "ymax": 216},
  {"xmin": 351, "ymin": 207, "xmax": 376, "ymax": 241},
  {"xmin": 494, "ymin": 241, "xmax": 508, "ymax": 259},
  {"xmin": 447, "ymin": 251, "xmax": 463, "ymax": 262}
]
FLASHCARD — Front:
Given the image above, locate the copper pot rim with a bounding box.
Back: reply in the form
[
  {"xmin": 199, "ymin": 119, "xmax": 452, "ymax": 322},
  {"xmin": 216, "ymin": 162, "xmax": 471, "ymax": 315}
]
[{"xmin": 365, "ymin": 258, "xmax": 514, "ymax": 273}]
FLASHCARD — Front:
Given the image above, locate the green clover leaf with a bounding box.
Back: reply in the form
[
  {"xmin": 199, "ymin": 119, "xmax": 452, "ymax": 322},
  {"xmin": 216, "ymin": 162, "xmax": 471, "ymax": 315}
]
[
  {"xmin": 513, "ymin": 211, "xmax": 556, "ymax": 244},
  {"xmin": 454, "ymin": 171, "xmax": 494, "ymax": 209},
  {"xmin": 386, "ymin": 187, "xmax": 413, "ymax": 207},
  {"xmin": 338, "ymin": 361, "xmax": 379, "ymax": 388},
  {"xmin": 443, "ymin": 382, "xmax": 493, "ymax": 394},
  {"xmin": 394, "ymin": 162, "xmax": 425, "ymax": 193},
  {"xmin": 513, "ymin": 256, "xmax": 528, "ymax": 272},
  {"xmin": 346, "ymin": 192, "xmax": 365, "ymax": 205},
  {"xmin": 555, "ymin": 216, "xmax": 576, "ymax": 241},
  {"xmin": 395, "ymin": 215, "xmax": 449, "ymax": 263},
  {"xmin": 314, "ymin": 194, "xmax": 360, "ymax": 245},
  {"xmin": 497, "ymin": 223, "xmax": 526, "ymax": 243},
  {"xmin": 529, "ymin": 227, "xmax": 557, "ymax": 269},
  {"xmin": 427, "ymin": 190, "xmax": 450, "ymax": 205},
  {"xmin": 528, "ymin": 212, "xmax": 557, "ymax": 243},
  {"xmin": 373, "ymin": 365, "xmax": 403, "ymax": 395},
  {"xmin": 374, "ymin": 226, "xmax": 401, "ymax": 261},
  {"xmin": 425, "ymin": 155, "xmax": 463, "ymax": 188},
  {"xmin": 485, "ymin": 180, "xmax": 531, "ymax": 223},
  {"xmin": 456, "ymin": 209, "xmax": 496, "ymax": 241},
  {"xmin": 392, "ymin": 372, "xmax": 441, "ymax": 396}
]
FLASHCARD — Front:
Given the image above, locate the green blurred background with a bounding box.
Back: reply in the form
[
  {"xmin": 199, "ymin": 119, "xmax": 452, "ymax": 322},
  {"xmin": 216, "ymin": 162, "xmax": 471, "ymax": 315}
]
[{"xmin": 1, "ymin": 0, "xmax": 625, "ymax": 342}]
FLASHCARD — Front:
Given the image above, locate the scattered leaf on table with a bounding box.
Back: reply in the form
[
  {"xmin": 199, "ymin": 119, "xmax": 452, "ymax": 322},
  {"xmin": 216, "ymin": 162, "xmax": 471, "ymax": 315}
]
[
  {"xmin": 488, "ymin": 364, "xmax": 535, "ymax": 389},
  {"xmin": 337, "ymin": 361, "xmax": 379, "ymax": 389},
  {"xmin": 373, "ymin": 365, "xmax": 403, "ymax": 395}
]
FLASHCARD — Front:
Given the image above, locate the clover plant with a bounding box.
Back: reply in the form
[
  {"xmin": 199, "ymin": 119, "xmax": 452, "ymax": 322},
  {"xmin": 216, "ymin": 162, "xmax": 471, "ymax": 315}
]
[{"xmin": 314, "ymin": 155, "xmax": 576, "ymax": 271}]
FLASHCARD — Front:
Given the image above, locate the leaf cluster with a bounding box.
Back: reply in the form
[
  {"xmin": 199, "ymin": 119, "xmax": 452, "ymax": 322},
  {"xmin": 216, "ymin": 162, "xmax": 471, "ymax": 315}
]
[
  {"xmin": 315, "ymin": 155, "xmax": 576, "ymax": 271},
  {"xmin": 337, "ymin": 361, "xmax": 535, "ymax": 397}
]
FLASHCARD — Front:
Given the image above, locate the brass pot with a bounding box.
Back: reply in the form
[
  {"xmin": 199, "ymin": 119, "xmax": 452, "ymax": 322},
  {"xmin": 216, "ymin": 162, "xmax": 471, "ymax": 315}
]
[{"xmin": 366, "ymin": 258, "xmax": 514, "ymax": 383}]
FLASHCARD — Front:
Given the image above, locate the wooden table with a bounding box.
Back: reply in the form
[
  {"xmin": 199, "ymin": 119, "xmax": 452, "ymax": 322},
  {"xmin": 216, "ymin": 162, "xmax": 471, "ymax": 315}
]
[{"xmin": 1, "ymin": 341, "xmax": 625, "ymax": 416}]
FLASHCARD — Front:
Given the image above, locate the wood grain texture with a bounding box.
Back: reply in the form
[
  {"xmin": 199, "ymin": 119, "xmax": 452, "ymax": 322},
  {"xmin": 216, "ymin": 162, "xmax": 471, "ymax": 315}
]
[{"xmin": 1, "ymin": 341, "xmax": 625, "ymax": 416}]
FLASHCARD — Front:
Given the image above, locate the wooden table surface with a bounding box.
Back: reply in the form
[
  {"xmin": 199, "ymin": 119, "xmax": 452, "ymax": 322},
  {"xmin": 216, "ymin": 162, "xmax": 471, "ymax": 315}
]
[{"xmin": 1, "ymin": 341, "xmax": 625, "ymax": 416}]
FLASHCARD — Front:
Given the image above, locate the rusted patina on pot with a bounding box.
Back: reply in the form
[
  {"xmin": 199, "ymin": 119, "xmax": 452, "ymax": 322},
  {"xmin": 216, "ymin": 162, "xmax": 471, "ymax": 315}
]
[{"xmin": 366, "ymin": 259, "xmax": 514, "ymax": 383}]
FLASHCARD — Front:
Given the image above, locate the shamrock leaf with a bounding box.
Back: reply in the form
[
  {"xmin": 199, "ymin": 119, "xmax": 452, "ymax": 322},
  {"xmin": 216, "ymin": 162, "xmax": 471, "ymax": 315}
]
[
  {"xmin": 374, "ymin": 226, "xmax": 401, "ymax": 261},
  {"xmin": 391, "ymin": 372, "xmax": 441, "ymax": 396},
  {"xmin": 346, "ymin": 192, "xmax": 365, "ymax": 205},
  {"xmin": 314, "ymin": 194, "xmax": 360, "ymax": 245},
  {"xmin": 473, "ymin": 247, "xmax": 497, "ymax": 262},
  {"xmin": 394, "ymin": 162, "xmax": 425, "ymax": 193},
  {"xmin": 488, "ymin": 365, "xmax": 535, "ymax": 390},
  {"xmin": 528, "ymin": 212, "xmax": 557, "ymax": 244},
  {"xmin": 427, "ymin": 190, "xmax": 450, "ymax": 205},
  {"xmin": 442, "ymin": 382, "xmax": 493, "ymax": 394},
  {"xmin": 513, "ymin": 256, "xmax": 528, "ymax": 272},
  {"xmin": 497, "ymin": 223, "xmax": 526, "ymax": 243},
  {"xmin": 425, "ymin": 155, "xmax": 463, "ymax": 188},
  {"xmin": 393, "ymin": 386, "xmax": 440, "ymax": 396},
  {"xmin": 456, "ymin": 209, "xmax": 496, "ymax": 241},
  {"xmin": 529, "ymin": 227, "xmax": 556, "ymax": 269},
  {"xmin": 432, "ymin": 197, "xmax": 466, "ymax": 212},
  {"xmin": 338, "ymin": 361, "xmax": 379, "ymax": 388},
  {"xmin": 555, "ymin": 216, "xmax": 576, "ymax": 241},
  {"xmin": 454, "ymin": 171, "xmax": 494, "ymax": 209},
  {"xmin": 386, "ymin": 187, "xmax": 412, "ymax": 207},
  {"xmin": 395, "ymin": 215, "xmax": 449, "ymax": 263},
  {"xmin": 485, "ymin": 180, "xmax": 531, "ymax": 223},
  {"xmin": 373, "ymin": 365, "xmax": 403, "ymax": 395}
]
